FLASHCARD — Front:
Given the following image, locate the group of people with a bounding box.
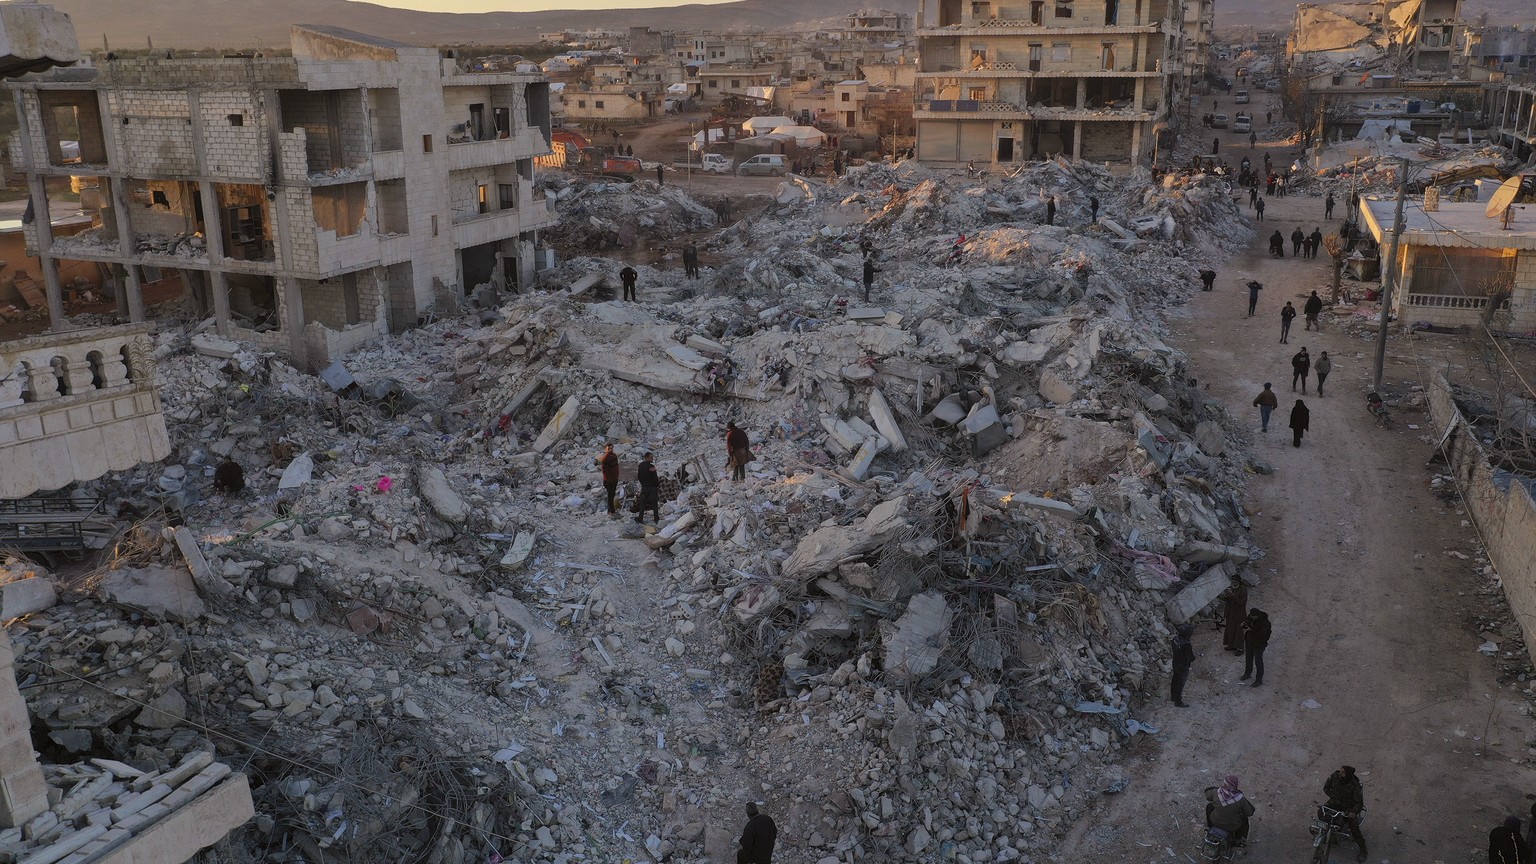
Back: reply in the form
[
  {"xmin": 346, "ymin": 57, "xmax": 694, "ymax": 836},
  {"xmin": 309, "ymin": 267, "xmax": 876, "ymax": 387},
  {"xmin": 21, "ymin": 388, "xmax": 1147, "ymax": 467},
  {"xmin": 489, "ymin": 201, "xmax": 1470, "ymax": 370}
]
[
  {"xmin": 595, "ymin": 444, "xmax": 662, "ymax": 523},
  {"xmin": 1279, "ymin": 291, "xmax": 1327, "ymax": 343}
]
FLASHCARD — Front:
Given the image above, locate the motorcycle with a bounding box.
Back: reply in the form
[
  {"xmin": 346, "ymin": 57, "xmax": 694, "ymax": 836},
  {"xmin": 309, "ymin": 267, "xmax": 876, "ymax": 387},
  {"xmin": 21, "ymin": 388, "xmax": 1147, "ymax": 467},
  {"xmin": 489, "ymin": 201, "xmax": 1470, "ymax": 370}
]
[
  {"xmin": 1309, "ymin": 804, "xmax": 1365, "ymax": 864},
  {"xmin": 1199, "ymin": 826, "xmax": 1239, "ymax": 862},
  {"xmin": 1366, "ymin": 392, "xmax": 1391, "ymax": 426}
]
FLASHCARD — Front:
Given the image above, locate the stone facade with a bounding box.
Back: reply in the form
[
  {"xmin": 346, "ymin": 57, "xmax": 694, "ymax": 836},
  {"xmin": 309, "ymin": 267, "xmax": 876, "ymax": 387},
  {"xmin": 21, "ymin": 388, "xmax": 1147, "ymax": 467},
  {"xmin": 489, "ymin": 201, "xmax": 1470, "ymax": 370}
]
[{"xmin": 3, "ymin": 24, "xmax": 558, "ymax": 370}]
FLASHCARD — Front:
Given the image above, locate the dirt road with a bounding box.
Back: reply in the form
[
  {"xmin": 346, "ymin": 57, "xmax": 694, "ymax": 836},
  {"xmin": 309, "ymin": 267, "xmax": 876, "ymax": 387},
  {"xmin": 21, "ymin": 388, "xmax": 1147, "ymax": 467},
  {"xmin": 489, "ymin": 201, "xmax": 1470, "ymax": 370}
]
[{"xmin": 1057, "ymin": 100, "xmax": 1532, "ymax": 862}]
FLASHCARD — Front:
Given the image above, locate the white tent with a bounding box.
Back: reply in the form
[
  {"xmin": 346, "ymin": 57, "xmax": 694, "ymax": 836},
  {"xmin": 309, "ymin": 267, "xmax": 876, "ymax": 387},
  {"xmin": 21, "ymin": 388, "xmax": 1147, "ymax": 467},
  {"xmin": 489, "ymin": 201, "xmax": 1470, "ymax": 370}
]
[
  {"xmin": 770, "ymin": 125, "xmax": 827, "ymax": 147},
  {"xmin": 742, "ymin": 115, "xmax": 794, "ymax": 135}
]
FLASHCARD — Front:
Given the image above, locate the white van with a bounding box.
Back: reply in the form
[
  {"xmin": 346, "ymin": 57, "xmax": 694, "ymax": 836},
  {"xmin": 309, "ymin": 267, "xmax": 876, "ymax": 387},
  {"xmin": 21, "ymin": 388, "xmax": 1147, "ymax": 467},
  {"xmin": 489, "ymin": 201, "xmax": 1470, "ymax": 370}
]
[
  {"xmin": 736, "ymin": 154, "xmax": 787, "ymax": 176},
  {"xmin": 1233, "ymin": 90, "xmax": 1251, "ymax": 104},
  {"xmin": 1232, "ymin": 115, "xmax": 1252, "ymax": 133}
]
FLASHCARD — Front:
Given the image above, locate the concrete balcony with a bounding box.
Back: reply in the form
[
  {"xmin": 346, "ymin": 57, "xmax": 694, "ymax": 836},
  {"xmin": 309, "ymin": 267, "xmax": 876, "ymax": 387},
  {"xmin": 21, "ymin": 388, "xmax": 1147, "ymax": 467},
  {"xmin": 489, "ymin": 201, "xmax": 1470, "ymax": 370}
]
[
  {"xmin": 917, "ymin": 65, "xmax": 1164, "ymax": 78},
  {"xmin": 451, "ymin": 195, "xmax": 556, "ymax": 249},
  {"xmin": 0, "ymin": 324, "xmax": 170, "ymax": 498},
  {"xmin": 918, "ymin": 21, "xmax": 1160, "ymax": 37},
  {"xmin": 445, "ymin": 129, "xmax": 551, "ymax": 171},
  {"xmin": 915, "ymin": 100, "xmax": 1154, "ymax": 121}
]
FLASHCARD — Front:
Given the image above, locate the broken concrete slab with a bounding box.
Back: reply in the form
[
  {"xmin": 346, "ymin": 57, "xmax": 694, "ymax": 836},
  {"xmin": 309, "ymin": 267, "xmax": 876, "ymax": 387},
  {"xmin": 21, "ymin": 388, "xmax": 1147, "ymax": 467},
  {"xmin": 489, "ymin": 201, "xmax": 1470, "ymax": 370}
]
[
  {"xmin": 867, "ymin": 388, "xmax": 907, "ymax": 452},
  {"xmin": 973, "ymin": 423, "xmax": 1008, "ymax": 457},
  {"xmin": 189, "ymin": 334, "xmax": 242, "ymax": 360},
  {"xmin": 277, "ymin": 452, "xmax": 313, "ymax": 490},
  {"xmin": 821, "ymin": 416, "xmax": 864, "ymax": 452},
  {"xmin": 1174, "ymin": 540, "xmax": 1251, "ymax": 566},
  {"xmin": 99, "ymin": 566, "xmax": 206, "ymax": 623},
  {"xmin": 845, "ymin": 436, "xmax": 880, "ymax": 481},
  {"xmin": 1193, "ymin": 420, "xmax": 1226, "ymax": 457},
  {"xmin": 418, "ymin": 467, "xmax": 468, "ymax": 523},
  {"xmin": 172, "ymin": 526, "xmax": 234, "ymax": 599},
  {"xmin": 782, "ymin": 496, "xmax": 909, "ymax": 581},
  {"xmin": 733, "ymin": 583, "xmax": 782, "ymax": 621},
  {"xmin": 883, "ymin": 592, "xmax": 953, "ymax": 683},
  {"xmin": 532, "ymin": 396, "xmax": 581, "ymax": 453},
  {"xmin": 928, "ymin": 393, "xmax": 968, "ymax": 426},
  {"xmin": 845, "ymin": 417, "xmax": 889, "ymax": 452},
  {"xmin": 0, "ymin": 576, "xmax": 56, "ymax": 620},
  {"xmin": 1003, "ymin": 341, "xmax": 1050, "ymax": 365},
  {"xmin": 1166, "ymin": 564, "xmax": 1232, "ymax": 624},
  {"xmin": 846, "ymin": 307, "xmax": 887, "ymax": 322},
  {"xmin": 1037, "ymin": 368, "xmax": 1078, "ymax": 405},
  {"xmin": 684, "ymin": 334, "xmax": 726, "ymax": 354},
  {"xmin": 960, "ymin": 403, "xmax": 1000, "ymax": 435},
  {"xmin": 999, "ymin": 491, "xmax": 1082, "ymax": 519}
]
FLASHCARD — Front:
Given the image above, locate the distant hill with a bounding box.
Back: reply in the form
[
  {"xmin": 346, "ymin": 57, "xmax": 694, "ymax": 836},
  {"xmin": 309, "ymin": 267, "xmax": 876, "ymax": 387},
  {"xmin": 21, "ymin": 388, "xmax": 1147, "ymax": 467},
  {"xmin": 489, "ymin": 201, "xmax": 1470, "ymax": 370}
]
[{"xmin": 49, "ymin": 0, "xmax": 917, "ymax": 50}]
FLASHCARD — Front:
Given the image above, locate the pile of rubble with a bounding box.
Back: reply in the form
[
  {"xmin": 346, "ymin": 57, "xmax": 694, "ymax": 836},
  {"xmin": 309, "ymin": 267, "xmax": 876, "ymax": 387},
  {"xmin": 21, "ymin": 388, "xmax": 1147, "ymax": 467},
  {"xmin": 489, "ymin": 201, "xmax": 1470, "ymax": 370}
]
[
  {"xmin": 539, "ymin": 175, "xmax": 723, "ymax": 258},
  {"xmin": 10, "ymin": 158, "xmax": 1268, "ymax": 863}
]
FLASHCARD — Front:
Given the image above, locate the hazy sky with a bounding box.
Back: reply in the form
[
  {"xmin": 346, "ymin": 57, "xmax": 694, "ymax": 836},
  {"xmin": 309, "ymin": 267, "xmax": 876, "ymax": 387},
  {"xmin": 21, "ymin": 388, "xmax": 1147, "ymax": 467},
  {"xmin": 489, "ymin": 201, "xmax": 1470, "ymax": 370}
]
[{"xmin": 366, "ymin": 0, "xmax": 741, "ymax": 11}]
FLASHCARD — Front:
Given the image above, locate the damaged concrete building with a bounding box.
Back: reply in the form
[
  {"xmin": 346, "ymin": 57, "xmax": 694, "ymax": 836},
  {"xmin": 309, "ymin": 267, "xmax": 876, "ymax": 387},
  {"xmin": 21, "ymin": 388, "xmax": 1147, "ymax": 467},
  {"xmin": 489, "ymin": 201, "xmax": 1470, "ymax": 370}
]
[
  {"xmin": 5, "ymin": 24, "xmax": 558, "ymax": 369},
  {"xmin": 1287, "ymin": 0, "xmax": 1465, "ymax": 74},
  {"xmin": 913, "ymin": 0, "xmax": 1190, "ymax": 164}
]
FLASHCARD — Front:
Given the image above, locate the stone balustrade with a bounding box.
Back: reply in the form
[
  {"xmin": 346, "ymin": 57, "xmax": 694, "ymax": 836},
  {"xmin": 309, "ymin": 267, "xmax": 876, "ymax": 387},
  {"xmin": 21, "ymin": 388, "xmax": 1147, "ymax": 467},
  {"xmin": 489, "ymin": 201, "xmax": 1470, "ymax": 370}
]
[{"xmin": 0, "ymin": 324, "xmax": 170, "ymax": 498}]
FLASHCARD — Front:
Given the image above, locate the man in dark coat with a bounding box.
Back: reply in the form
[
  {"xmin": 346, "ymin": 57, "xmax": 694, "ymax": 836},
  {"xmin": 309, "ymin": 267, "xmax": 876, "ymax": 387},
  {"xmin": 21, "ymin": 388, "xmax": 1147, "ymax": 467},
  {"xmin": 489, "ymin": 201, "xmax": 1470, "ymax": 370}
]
[
  {"xmin": 1280, "ymin": 301, "xmax": 1297, "ymax": 344},
  {"xmin": 738, "ymin": 802, "xmax": 777, "ymax": 864},
  {"xmin": 1089, "ymin": 195, "xmax": 1100, "ymax": 222},
  {"xmin": 1200, "ymin": 269, "xmax": 1217, "ymax": 292},
  {"xmin": 1268, "ymin": 229, "xmax": 1284, "ymax": 257},
  {"xmin": 1325, "ymin": 191, "xmax": 1335, "ymax": 220},
  {"xmin": 683, "ymin": 242, "xmax": 700, "ymax": 279},
  {"xmin": 862, "ymin": 256, "xmax": 876, "ymax": 303},
  {"xmin": 1170, "ymin": 623, "xmax": 1195, "ymax": 707},
  {"xmin": 1490, "ymin": 815, "xmax": 1529, "ymax": 864},
  {"xmin": 598, "ymin": 444, "xmax": 620, "ymax": 516},
  {"xmin": 636, "ymin": 452, "xmax": 661, "ymax": 524},
  {"xmin": 1291, "ymin": 347, "xmax": 1311, "ymax": 393},
  {"xmin": 1238, "ymin": 608, "xmax": 1271, "ymax": 685},
  {"xmin": 1246, "ymin": 280, "xmax": 1263, "ymax": 317},
  {"xmin": 1310, "ymin": 227, "xmax": 1325, "ymax": 257},
  {"xmin": 1255, "ymin": 195, "xmax": 1265, "ymax": 221},
  {"xmin": 725, "ymin": 421, "xmax": 751, "ymax": 482},
  {"xmin": 1304, "ymin": 290, "xmax": 1324, "ymax": 330},
  {"xmin": 1323, "ymin": 766, "xmax": 1369, "ymax": 862},
  {"xmin": 1221, "ymin": 576, "xmax": 1248, "ymax": 653},
  {"xmin": 619, "ymin": 266, "xmax": 638, "ymax": 301},
  {"xmin": 1291, "ymin": 227, "xmax": 1305, "ymax": 256},
  {"xmin": 1045, "ymin": 196, "xmax": 1057, "ymax": 225},
  {"xmin": 1289, "ymin": 399, "xmax": 1310, "ymax": 448},
  {"xmin": 1253, "ymin": 383, "xmax": 1278, "ymax": 432},
  {"xmin": 1315, "ymin": 351, "xmax": 1332, "ymax": 396}
]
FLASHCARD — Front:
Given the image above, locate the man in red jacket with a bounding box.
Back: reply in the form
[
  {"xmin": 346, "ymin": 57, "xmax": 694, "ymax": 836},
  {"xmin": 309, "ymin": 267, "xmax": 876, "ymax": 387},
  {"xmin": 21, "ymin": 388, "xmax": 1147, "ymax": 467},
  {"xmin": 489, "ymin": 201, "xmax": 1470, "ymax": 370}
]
[
  {"xmin": 726, "ymin": 422, "xmax": 751, "ymax": 482},
  {"xmin": 597, "ymin": 444, "xmax": 619, "ymax": 516}
]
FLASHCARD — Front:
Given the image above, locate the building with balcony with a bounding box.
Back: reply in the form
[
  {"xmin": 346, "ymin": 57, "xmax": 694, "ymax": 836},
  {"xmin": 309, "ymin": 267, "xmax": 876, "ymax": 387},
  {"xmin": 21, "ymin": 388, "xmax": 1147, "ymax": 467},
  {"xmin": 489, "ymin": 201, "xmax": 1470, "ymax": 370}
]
[
  {"xmin": 4, "ymin": 24, "xmax": 557, "ymax": 370},
  {"xmin": 1182, "ymin": 0, "xmax": 1214, "ymax": 90},
  {"xmin": 1489, "ymin": 81, "xmax": 1536, "ymax": 162},
  {"xmin": 836, "ymin": 9, "xmax": 916, "ymax": 42},
  {"xmin": 914, "ymin": 0, "xmax": 1188, "ymax": 165}
]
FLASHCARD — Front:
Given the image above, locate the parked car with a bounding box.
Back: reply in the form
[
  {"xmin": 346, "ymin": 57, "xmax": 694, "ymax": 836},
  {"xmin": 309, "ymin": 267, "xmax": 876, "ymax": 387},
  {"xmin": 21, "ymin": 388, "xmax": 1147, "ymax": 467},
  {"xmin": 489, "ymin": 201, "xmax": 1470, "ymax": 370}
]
[
  {"xmin": 1233, "ymin": 89, "xmax": 1251, "ymax": 104},
  {"xmin": 736, "ymin": 154, "xmax": 787, "ymax": 176},
  {"xmin": 1232, "ymin": 115, "xmax": 1252, "ymax": 133},
  {"xmin": 1211, "ymin": 113, "xmax": 1230, "ymax": 129}
]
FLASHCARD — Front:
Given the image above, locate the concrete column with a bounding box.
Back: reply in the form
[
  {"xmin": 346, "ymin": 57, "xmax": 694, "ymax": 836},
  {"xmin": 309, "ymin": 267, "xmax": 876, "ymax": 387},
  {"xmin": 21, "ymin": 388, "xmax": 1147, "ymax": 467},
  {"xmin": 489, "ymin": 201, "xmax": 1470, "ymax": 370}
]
[
  {"xmin": 0, "ymin": 631, "xmax": 47, "ymax": 829},
  {"xmin": 103, "ymin": 177, "xmax": 145, "ymax": 322},
  {"xmin": 12, "ymin": 92, "xmax": 66, "ymax": 329},
  {"xmin": 198, "ymin": 181, "xmax": 232, "ymax": 334},
  {"xmin": 1076, "ymin": 79, "xmax": 1087, "ymax": 109},
  {"xmin": 917, "ymin": 0, "xmax": 927, "ymax": 29},
  {"xmin": 1130, "ymin": 122, "xmax": 1143, "ymax": 162},
  {"xmin": 1072, "ymin": 120, "xmax": 1083, "ymax": 160}
]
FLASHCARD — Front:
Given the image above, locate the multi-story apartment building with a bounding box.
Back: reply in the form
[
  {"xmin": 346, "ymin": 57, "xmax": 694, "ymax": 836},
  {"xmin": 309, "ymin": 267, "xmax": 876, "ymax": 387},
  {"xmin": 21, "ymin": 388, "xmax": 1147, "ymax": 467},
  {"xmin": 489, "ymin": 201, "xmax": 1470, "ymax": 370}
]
[
  {"xmin": 1488, "ymin": 80, "xmax": 1536, "ymax": 162},
  {"xmin": 1182, "ymin": 0, "xmax": 1214, "ymax": 89},
  {"xmin": 914, "ymin": 0, "xmax": 1188, "ymax": 165},
  {"xmin": 5, "ymin": 25, "xmax": 557, "ymax": 369},
  {"xmin": 1462, "ymin": 25, "xmax": 1536, "ymax": 76},
  {"xmin": 1289, "ymin": 0, "xmax": 1464, "ymax": 74}
]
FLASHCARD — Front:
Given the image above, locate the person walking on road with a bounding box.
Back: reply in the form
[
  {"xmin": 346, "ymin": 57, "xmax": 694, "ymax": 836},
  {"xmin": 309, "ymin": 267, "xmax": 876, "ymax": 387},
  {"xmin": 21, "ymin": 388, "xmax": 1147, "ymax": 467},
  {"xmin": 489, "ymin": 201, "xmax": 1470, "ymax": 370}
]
[
  {"xmin": 1310, "ymin": 227, "xmax": 1325, "ymax": 257},
  {"xmin": 1325, "ymin": 191, "xmax": 1336, "ymax": 220},
  {"xmin": 1280, "ymin": 301, "xmax": 1297, "ymax": 343},
  {"xmin": 1253, "ymin": 383, "xmax": 1278, "ymax": 431},
  {"xmin": 636, "ymin": 452, "xmax": 661, "ymax": 524},
  {"xmin": 1255, "ymin": 195, "xmax": 1266, "ymax": 222},
  {"xmin": 1170, "ymin": 623, "xmax": 1195, "ymax": 707},
  {"xmin": 1490, "ymin": 815, "xmax": 1529, "ymax": 864},
  {"xmin": 1249, "ymin": 184, "xmax": 1259, "ymax": 209},
  {"xmin": 1291, "ymin": 227, "xmax": 1305, "ymax": 256},
  {"xmin": 1291, "ymin": 347, "xmax": 1311, "ymax": 392},
  {"xmin": 597, "ymin": 443, "xmax": 620, "ymax": 516},
  {"xmin": 1314, "ymin": 351, "xmax": 1332, "ymax": 396},
  {"xmin": 1323, "ymin": 767, "xmax": 1369, "ymax": 862},
  {"xmin": 1246, "ymin": 280, "xmax": 1263, "ymax": 317},
  {"xmin": 738, "ymin": 802, "xmax": 778, "ymax": 864},
  {"xmin": 1238, "ymin": 608, "xmax": 1270, "ymax": 686},
  {"xmin": 1200, "ymin": 269, "xmax": 1217, "ymax": 292},
  {"xmin": 619, "ymin": 266, "xmax": 638, "ymax": 301},
  {"xmin": 1268, "ymin": 229, "xmax": 1284, "ymax": 257},
  {"xmin": 725, "ymin": 421, "xmax": 751, "ymax": 482},
  {"xmin": 1304, "ymin": 290, "xmax": 1324, "ymax": 330},
  {"xmin": 1221, "ymin": 575, "xmax": 1249, "ymax": 652},
  {"xmin": 1212, "ymin": 137, "xmax": 1220, "ymax": 155},
  {"xmin": 1248, "ymin": 130, "xmax": 1257, "ymax": 148},
  {"xmin": 1289, "ymin": 399, "xmax": 1310, "ymax": 447}
]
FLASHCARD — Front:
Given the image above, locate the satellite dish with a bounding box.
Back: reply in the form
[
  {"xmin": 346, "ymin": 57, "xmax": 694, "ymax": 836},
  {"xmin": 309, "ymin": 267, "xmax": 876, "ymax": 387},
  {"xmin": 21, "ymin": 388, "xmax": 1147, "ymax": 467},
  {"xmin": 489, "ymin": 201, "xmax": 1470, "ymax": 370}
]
[{"xmin": 1485, "ymin": 175, "xmax": 1521, "ymax": 219}]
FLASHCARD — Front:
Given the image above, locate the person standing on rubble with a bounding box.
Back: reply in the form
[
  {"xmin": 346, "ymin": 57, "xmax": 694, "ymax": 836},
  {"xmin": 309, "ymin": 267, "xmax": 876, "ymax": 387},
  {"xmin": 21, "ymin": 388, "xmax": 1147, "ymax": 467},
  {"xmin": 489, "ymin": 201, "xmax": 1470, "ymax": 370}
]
[
  {"xmin": 1291, "ymin": 347, "xmax": 1311, "ymax": 393},
  {"xmin": 656, "ymin": 164, "xmax": 665, "ymax": 186},
  {"xmin": 1288, "ymin": 400, "xmax": 1310, "ymax": 449},
  {"xmin": 1314, "ymin": 351, "xmax": 1332, "ymax": 396},
  {"xmin": 726, "ymin": 421, "xmax": 752, "ymax": 482},
  {"xmin": 738, "ymin": 802, "xmax": 777, "ymax": 863},
  {"xmin": 862, "ymin": 256, "xmax": 877, "ymax": 303},
  {"xmin": 1246, "ymin": 280, "xmax": 1263, "ymax": 317},
  {"xmin": 1170, "ymin": 623, "xmax": 1195, "ymax": 708},
  {"xmin": 1221, "ymin": 575, "xmax": 1249, "ymax": 653},
  {"xmin": 619, "ymin": 265, "xmax": 638, "ymax": 302},
  {"xmin": 1304, "ymin": 290, "xmax": 1324, "ymax": 330},
  {"xmin": 597, "ymin": 444, "xmax": 620, "ymax": 516},
  {"xmin": 1291, "ymin": 227, "xmax": 1305, "ymax": 256},
  {"xmin": 1238, "ymin": 608, "xmax": 1271, "ymax": 685},
  {"xmin": 1280, "ymin": 301, "xmax": 1297, "ymax": 344},
  {"xmin": 1046, "ymin": 196, "xmax": 1057, "ymax": 225},
  {"xmin": 1089, "ymin": 195, "xmax": 1100, "ymax": 222},
  {"xmin": 1252, "ymin": 383, "xmax": 1278, "ymax": 432},
  {"xmin": 1325, "ymin": 191, "xmax": 1336, "ymax": 220},
  {"xmin": 636, "ymin": 452, "xmax": 661, "ymax": 524},
  {"xmin": 683, "ymin": 242, "xmax": 700, "ymax": 279}
]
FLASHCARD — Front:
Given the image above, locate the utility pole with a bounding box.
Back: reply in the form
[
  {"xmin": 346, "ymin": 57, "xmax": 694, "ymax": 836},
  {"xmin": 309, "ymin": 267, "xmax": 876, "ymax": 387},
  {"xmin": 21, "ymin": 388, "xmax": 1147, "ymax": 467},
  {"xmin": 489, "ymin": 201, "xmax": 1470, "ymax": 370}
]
[{"xmin": 1372, "ymin": 156, "xmax": 1411, "ymax": 392}]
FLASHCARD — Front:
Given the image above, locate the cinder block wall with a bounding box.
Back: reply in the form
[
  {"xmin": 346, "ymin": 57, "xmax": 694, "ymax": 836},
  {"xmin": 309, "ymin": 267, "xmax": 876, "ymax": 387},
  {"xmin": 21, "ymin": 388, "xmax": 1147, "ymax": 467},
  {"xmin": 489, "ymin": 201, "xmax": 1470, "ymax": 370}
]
[{"xmin": 1428, "ymin": 371, "xmax": 1536, "ymax": 659}]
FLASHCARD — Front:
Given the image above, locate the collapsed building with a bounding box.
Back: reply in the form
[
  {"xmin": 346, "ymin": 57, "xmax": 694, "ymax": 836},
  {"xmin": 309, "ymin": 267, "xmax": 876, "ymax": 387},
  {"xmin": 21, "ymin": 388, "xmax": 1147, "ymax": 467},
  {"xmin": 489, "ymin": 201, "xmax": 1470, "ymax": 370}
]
[
  {"xmin": 1288, "ymin": 0, "xmax": 1465, "ymax": 73},
  {"xmin": 4, "ymin": 24, "xmax": 558, "ymax": 370},
  {"xmin": 913, "ymin": 0, "xmax": 1196, "ymax": 165}
]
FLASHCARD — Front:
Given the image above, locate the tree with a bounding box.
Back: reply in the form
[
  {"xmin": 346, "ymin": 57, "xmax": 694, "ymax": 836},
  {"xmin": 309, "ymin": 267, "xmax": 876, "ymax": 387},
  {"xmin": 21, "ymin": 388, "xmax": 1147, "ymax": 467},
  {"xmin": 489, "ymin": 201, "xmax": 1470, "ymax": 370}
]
[{"xmin": 1322, "ymin": 234, "xmax": 1347, "ymax": 303}]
